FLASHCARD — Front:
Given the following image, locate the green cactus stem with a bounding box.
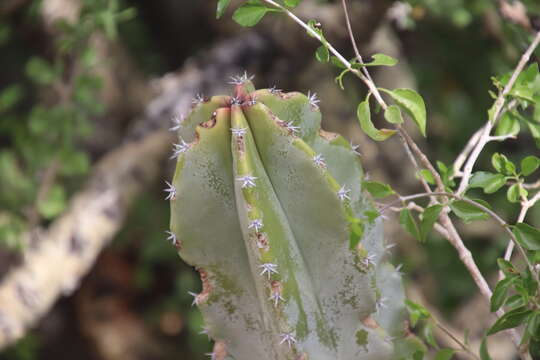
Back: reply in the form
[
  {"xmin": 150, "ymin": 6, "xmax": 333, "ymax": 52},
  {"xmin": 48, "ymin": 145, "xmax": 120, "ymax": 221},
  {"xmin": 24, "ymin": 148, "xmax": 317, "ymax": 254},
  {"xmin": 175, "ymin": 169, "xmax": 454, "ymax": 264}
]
[{"xmin": 168, "ymin": 74, "xmax": 412, "ymax": 360}]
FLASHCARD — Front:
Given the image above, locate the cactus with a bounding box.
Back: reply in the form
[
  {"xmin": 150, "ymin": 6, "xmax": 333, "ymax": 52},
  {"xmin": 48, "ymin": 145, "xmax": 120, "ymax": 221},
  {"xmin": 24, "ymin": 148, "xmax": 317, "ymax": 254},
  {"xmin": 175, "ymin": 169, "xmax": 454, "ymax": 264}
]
[{"xmin": 168, "ymin": 75, "xmax": 412, "ymax": 360}]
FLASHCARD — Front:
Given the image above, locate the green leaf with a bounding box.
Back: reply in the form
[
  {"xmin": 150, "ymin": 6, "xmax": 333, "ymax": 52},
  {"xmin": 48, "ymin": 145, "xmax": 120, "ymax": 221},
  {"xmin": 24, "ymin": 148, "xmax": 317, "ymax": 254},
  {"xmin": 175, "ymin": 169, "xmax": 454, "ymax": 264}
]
[
  {"xmin": 434, "ymin": 349, "xmax": 455, "ymax": 360},
  {"xmin": 512, "ymin": 223, "xmax": 540, "ymax": 251},
  {"xmin": 59, "ymin": 151, "xmax": 90, "ymax": 176},
  {"xmin": 362, "ymin": 180, "xmax": 395, "ymax": 199},
  {"xmin": 491, "ymin": 153, "xmax": 516, "ymax": 175},
  {"xmin": 469, "ymin": 172, "xmax": 506, "ymax": 194},
  {"xmin": 216, "ymin": 0, "xmax": 231, "ymax": 18},
  {"xmin": 363, "ymin": 53, "xmax": 398, "ymax": 67},
  {"xmin": 449, "ymin": 200, "xmax": 489, "ymax": 223},
  {"xmin": 526, "ymin": 311, "xmax": 540, "ymax": 338},
  {"xmin": 490, "ymin": 277, "xmax": 515, "ymax": 312},
  {"xmin": 506, "ymin": 183, "xmax": 521, "ymax": 203},
  {"xmin": 497, "ymin": 258, "xmax": 519, "ymax": 276},
  {"xmin": 381, "ymin": 88, "xmax": 426, "ymax": 136},
  {"xmin": 400, "ymin": 208, "xmax": 420, "ymax": 241},
  {"xmin": 520, "ymin": 155, "xmax": 540, "ymax": 176},
  {"xmin": 330, "ymin": 56, "xmax": 346, "ymax": 69},
  {"xmin": 0, "ymin": 23, "xmax": 11, "ymax": 46},
  {"xmin": 306, "ymin": 19, "xmax": 323, "ymax": 38},
  {"xmin": 0, "ymin": 84, "xmax": 24, "ymax": 113},
  {"xmin": 232, "ymin": 1, "xmax": 273, "ymax": 27},
  {"xmin": 356, "ymin": 100, "xmax": 397, "ymax": 141},
  {"xmin": 418, "ymin": 169, "xmax": 435, "ymax": 185},
  {"xmin": 25, "ymin": 57, "xmax": 57, "ymax": 85},
  {"xmin": 384, "ymin": 104, "xmax": 403, "ymax": 124},
  {"xmin": 284, "ymin": 0, "xmax": 302, "ymax": 7},
  {"xmin": 525, "ymin": 116, "xmax": 540, "ymax": 149},
  {"xmin": 419, "ymin": 205, "xmax": 443, "ymax": 243},
  {"xmin": 487, "ymin": 306, "xmax": 532, "ymax": 335},
  {"xmin": 495, "ymin": 112, "xmax": 520, "ymax": 137},
  {"xmin": 37, "ymin": 185, "xmax": 66, "ymax": 219},
  {"xmin": 405, "ymin": 300, "xmax": 431, "ymax": 327},
  {"xmin": 480, "ymin": 338, "xmax": 493, "ymax": 360},
  {"xmin": 437, "ymin": 161, "xmax": 456, "ymax": 189},
  {"xmin": 315, "ymin": 45, "xmax": 330, "ymax": 63},
  {"xmin": 422, "ymin": 322, "xmax": 438, "ymax": 348}
]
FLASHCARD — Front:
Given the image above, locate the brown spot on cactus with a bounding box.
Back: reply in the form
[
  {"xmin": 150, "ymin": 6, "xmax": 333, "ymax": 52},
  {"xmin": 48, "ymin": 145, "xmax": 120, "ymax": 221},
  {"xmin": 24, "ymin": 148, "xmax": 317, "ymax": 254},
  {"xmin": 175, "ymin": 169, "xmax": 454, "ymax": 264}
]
[
  {"xmin": 319, "ymin": 129, "xmax": 338, "ymax": 141},
  {"xmin": 197, "ymin": 268, "xmax": 212, "ymax": 304},
  {"xmin": 361, "ymin": 315, "xmax": 380, "ymax": 330}
]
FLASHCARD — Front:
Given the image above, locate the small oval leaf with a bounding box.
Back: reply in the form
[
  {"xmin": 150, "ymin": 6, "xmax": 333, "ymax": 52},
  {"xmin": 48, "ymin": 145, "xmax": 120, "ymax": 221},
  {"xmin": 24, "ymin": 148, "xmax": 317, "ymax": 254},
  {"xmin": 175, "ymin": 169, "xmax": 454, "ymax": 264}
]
[
  {"xmin": 512, "ymin": 223, "xmax": 540, "ymax": 251},
  {"xmin": 364, "ymin": 53, "xmax": 398, "ymax": 67},
  {"xmin": 469, "ymin": 171, "xmax": 506, "ymax": 194},
  {"xmin": 362, "ymin": 180, "xmax": 395, "ymax": 199},
  {"xmin": 384, "ymin": 104, "xmax": 403, "ymax": 124},
  {"xmin": 521, "ymin": 155, "xmax": 540, "ymax": 176},
  {"xmin": 383, "ymin": 88, "xmax": 426, "ymax": 136},
  {"xmin": 232, "ymin": 2, "xmax": 271, "ymax": 27},
  {"xmin": 356, "ymin": 100, "xmax": 397, "ymax": 141},
  {"xmin": 449, "ymin": 200, "xmax": 489, "ymax": 223}
]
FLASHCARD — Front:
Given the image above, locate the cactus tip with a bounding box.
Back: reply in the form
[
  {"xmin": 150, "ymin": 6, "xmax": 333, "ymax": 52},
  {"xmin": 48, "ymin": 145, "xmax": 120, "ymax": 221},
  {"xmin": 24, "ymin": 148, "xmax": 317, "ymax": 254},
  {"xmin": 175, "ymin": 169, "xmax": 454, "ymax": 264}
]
[
  {"xmin": 164, "ymin": 181, "xmax": 177, "ymax": 201},
  {"xmin": 350, "ymin": 141, "xmax": 361, "ymax": 156},
  {"xmin": 188, "ymin": 291, "xmax": 200, "ymax": 306},
  {"xmin": 259, "ymin": 263, "xmax": 279, "ymax": 279},
  {"xmin": 337, "ymin": 185, "xmax": 351, "ymax": 202},
  {"xmin": 248, "ymin": 218, "xmax": 264, "ymax": 232},
  {"xmin": 269, "ymin": 85, "xmax": 282, "ymax": 94},
  {"xmin": 307, "ymin": 91, "xmax": 320, "ymax": 108},
  {"xmin": 228, "ymin": 71, "xmax": 255, "ymax": 85},
  {"xmin": 192, "ymin": 93, "xmax": 205, "ymax": 105},
  {"xmin": 170, "ymin": 114, "xmax": 184, "ymax": 131},
  {"xmin": 170, "ymin": 139, "xmax": 190, "ymax": 159},
  {"xmin": 285, "ymin": 121, "xmax": 300, "ymax": 135},
  {"xmin": 279, "ymin": 332, "xmax": 297, "ymax": 348},
  {"xmin": 236, "ymin": 174, "xmax": 258, "ymax": 188},
  {"xmin": 361, "ymin": 253, "xmax": 376, "ymax": 268},
  {"xmin": 231, "ymin": 127, "xmax": 248, "ymax": 137},
  {"xmin": 231, "ymin": 96, "xmax": 243, "ymax": 106},
  {"xmin": 375, "ymin": 297, "xmax": 388, "ymax": 314},
  {"xmin": 269, "ymin": 282, "xmax": 284, "ymax": 307},
  {"xmin": 165, "ymin": 230, "xmax": 177, "ymax": 245},
  {"xmin": 313, "ymin": 154, "xmax": 326, "ymax": 168},
  {"xmin": 384, "ymin": 243, "xmax": 396, "ymax": 254}
]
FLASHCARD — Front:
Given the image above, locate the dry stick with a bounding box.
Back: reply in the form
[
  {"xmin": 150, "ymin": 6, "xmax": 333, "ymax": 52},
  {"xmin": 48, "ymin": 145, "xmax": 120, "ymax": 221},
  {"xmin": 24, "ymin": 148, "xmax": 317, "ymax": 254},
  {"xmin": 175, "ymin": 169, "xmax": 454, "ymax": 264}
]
[
  {"xmin": 453, "ymin": 128, "xmax": 483, "ymax": 178},
  {"xmin": 456, "ymin": 31, "xmax": 540, "ymax": 196},
  {"xmin": 453, "ymin": 100, "xmax": 518, "ymax": 178},
  {"xmin": 435, "ymin": 320, "xmax": 480, "ymax": 360},
  {"xmin": 523, "ymin": 179, "xmax": 540, "ymax": 189}
]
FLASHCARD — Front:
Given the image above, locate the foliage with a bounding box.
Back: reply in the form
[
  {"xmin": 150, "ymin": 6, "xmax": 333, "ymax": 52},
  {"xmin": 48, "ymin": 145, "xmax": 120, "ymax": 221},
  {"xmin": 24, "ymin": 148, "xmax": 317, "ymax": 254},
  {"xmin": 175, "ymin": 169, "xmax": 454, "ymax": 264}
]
[{"xmin": 0, "ymin": 0, "xmax": 135, "ymax": 250}]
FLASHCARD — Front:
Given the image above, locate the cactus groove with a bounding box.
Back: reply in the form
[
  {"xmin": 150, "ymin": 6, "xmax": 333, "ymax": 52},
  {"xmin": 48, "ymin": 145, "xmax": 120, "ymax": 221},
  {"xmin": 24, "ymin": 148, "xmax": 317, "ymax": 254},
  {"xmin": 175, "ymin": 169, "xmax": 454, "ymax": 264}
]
[{"xmin": 168, "ymin": 76, "xmax": 412, "ymax": 360}]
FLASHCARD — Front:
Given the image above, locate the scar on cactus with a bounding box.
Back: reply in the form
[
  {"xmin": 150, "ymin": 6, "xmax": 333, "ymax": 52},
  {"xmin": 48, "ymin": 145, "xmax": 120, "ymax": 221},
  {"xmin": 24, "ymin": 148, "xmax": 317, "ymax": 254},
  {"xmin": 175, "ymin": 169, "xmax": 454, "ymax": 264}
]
[{"xmin": 166, "ymin": 74, "xmax": 418, "ymax": 360}]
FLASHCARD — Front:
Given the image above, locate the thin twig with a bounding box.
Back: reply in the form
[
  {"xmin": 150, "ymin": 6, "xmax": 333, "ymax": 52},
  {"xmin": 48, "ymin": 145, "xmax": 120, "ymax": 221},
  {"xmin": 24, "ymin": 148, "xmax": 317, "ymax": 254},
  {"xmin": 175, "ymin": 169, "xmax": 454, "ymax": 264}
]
[
  {"xmin": 523, "ymin": 179, "xmax": 540, "ymax": 189},
  {"xmin": 434, "ymin": 320, "xmax": 480, "ymax": 360}
]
